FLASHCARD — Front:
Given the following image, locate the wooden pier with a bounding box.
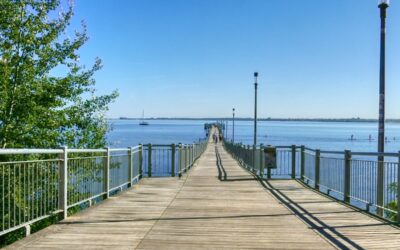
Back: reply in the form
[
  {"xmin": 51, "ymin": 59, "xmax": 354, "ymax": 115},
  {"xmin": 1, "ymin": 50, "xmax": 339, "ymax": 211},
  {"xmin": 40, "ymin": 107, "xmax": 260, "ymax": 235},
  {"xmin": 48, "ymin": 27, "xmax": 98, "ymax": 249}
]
[{"xmin": 7, "ymin": 137, "xmax": 400, "ymax": 249}]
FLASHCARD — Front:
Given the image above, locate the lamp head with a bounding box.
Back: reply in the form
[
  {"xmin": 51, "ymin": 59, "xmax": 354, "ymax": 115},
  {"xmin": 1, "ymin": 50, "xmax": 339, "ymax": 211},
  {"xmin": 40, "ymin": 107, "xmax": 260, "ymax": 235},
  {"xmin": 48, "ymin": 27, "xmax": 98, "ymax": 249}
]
[
  {"xmin": 379, "ymin": 0, "xmax": 389, "ymax": 7},
  {"xmin": 254, "ymin": 72, "xmax": 258, "ymax": 77}
]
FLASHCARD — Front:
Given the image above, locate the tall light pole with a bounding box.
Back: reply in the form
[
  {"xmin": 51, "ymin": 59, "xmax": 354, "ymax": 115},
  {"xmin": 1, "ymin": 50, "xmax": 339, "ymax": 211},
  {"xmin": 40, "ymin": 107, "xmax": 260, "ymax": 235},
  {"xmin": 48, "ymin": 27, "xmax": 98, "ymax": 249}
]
[
  {"xmin": 232, "ymin": 108, "xmax": 235, "ymax": 143},
  {"xmin": 253, "ymin": 72, "xmax": 259, "ymax": 167},
  {"xmin": 377, "ymin": 0, "xmax": 389, "ymax": 217}
]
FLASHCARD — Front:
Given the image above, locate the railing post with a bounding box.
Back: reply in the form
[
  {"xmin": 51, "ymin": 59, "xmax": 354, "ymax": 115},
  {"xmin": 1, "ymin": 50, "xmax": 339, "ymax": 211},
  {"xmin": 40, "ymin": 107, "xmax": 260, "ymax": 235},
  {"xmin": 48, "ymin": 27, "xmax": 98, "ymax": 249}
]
[
  {"xmin": 182, "ymin": 145, "xmax": 185, "ymax": 172},
  {"xmin": 104, "ymin": 147, "xmax": 110, "ymax": 199},
  {"xmin": 344, "ymin": 150, "xmax": 351, "ymax": 203},
  {"xmin": 185, "ymin": 145, "xmax": 188, "ymax": 171},
  {"xmin": 187, "ymin": 145, "xmax": 190, "ymax": 168},
  {"xmin": 252, "ymin": 145, "xmax": 256, "ymax": 173},
  {"xmin": 193, "ymin": 144, "xmax": 196, "ymax": 161},
  {"xmin": 128, "ymin": 147, "xmax": 133, "ymax": 187},
  {"xmin": 59, "ymin": 146, "xmax": 68, "ymax": 220},
  {"xmin": 171, "ymin": 144, "xmax": 176, "ymax": 177},
  {"xmin": 291, "ymin": 145, "xmax": 296, "ymax": 179},
  {"xmin": 377, "ymin": 155, "xmax": 385, "ymax": 217},
  {"xmin": 25, "ymin": 225, "xmax": 31, "ymax": 237},
  {"xmin": 267, "ymin": 153, "xmax": 272, "ymax": 179},
  {"xmin": 139, "ymin": 144, "xmax": 143, "ymax": 179},
  {"xmin": 190, "ymin": 145, "xmax": 193, "ymax": 168},
  {"xmin": 187, "ymin": 145, "xmax": 190, "ymax": 169},
  {"xmin": 300, "ymin": 145, "xmax": 305, "ymax": 181},
  {"xmin": 246, "ymin": 145, "xmax": 250, "ymax": 169},
  {"xmin": 148, "ymin": 144, "xmax": 152, "ymax": 177},
  {"xmin": 178, "ymin": 143, "xmax": 182, "ymax": 177},
  {"xmin": 315, "ymin": 149, "xmax": 320, "ymax": 190},
  {"xmin": 397, "ymin": 151, "xmax": 400, "ymax": 223},
  {"xmin": 190, "ymin": 145, "xmax": 192, "ymax": 167},
  {"xmin": 259, "ymin": 144, "xmax": 264, "ymax": 178},
  {"xmin": 192, "ymin": 145, "xmax": 195, "ymax": 164}
]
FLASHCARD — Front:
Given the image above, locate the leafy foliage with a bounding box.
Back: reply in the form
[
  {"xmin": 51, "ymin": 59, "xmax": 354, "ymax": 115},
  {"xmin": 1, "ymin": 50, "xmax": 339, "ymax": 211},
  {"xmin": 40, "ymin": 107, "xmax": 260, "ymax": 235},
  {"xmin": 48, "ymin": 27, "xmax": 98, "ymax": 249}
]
[
  {"xmin": 0, "ymin": 0, "xmax": 118, "ymax": 149},
  {"xmin": 0, "ymin": 0, "xmax": 118, "ymax": 246},
  {"xmin": 386, "ymin": 182, "xmax": 398, "ymax": 221}
]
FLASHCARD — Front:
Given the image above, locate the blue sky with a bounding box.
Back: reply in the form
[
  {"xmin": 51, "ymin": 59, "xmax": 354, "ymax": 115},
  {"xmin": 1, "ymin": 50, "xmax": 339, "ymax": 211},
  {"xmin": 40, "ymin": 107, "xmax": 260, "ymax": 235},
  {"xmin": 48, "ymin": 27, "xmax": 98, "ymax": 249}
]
[{"xmin": 69, "ymin": 0, "xmax": 400, "ymax": 119}]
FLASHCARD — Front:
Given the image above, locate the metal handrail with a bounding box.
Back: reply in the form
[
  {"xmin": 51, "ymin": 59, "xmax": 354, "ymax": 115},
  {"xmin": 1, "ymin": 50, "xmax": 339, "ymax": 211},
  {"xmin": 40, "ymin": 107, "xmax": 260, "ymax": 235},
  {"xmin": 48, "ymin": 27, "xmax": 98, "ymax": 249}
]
[
  {"xmin": 223, "ymin": 140, "xmax": 400, "ymax": 224},
  {"xmin": 0, "ymin": 140, "xmax": 208, "ymax": 238},
  {"xmin": 0, "ymin": 149, "xmax": 63, "ymax": 154}
]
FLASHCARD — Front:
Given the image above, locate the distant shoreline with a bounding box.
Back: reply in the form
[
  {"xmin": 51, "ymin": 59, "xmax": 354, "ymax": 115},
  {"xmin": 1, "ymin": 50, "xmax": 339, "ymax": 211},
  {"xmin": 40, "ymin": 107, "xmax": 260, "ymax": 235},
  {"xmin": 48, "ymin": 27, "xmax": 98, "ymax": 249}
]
[{"xmin": 112, "ymin": 117, "xmax": 400, "ymax": 123}]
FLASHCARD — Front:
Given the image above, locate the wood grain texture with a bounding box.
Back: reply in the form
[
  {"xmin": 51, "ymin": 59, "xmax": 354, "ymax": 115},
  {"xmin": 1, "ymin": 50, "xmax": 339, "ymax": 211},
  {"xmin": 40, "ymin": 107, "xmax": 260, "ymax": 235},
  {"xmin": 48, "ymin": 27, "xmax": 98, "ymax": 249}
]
[
  {"xmin": 266, "ymin": 179, "xmax": 400, "ymax": 249},
  {"xmin": 134, "ymin": 143, "xmax": 333, "ymax": 250}
]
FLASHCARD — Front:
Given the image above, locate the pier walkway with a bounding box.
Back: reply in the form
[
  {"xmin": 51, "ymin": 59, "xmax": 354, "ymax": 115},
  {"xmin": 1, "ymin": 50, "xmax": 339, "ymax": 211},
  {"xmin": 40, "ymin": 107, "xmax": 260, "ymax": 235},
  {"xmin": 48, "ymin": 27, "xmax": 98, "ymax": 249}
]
[{"xmin": 7, "ymin": 138, "xmax": 400, "ymax": 249}]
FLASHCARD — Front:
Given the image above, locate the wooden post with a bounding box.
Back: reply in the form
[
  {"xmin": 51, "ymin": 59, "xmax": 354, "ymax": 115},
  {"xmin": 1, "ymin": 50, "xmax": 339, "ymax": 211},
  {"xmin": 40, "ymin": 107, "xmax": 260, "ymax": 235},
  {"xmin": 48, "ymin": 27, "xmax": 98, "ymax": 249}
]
[
  {"xmin": 128, "ymin": 147, "xmax": 132, "ymax": 187},
  {"xmin": 139, "ymin": 144, "xmax": 143, "ymax": 179},
  {"xmin": 148, "ymin": 144, "xmax": 152, "ymax": 177},
  {"xmin": 171, "ymin": 144, "xmax": 176, "ymax": 177},
  {"xmin": 59, "ymin": 146, "xmax": 68, "ymax": 219},
  {"xmin": 300, "ymin": 146, "xmax": 305, "ymax": 181},
  {"xmin": 291, "ymin": 145, "xmax": 296, "ymax": 179},
  {"xmin": 315, "ymin": 149, "xmax": 320, "ymax": 190},
  {"xmin": 104, "ymin": 147, "xmax": 110, "ymax": 199},
  {"xmin": 344, "ymin": 150, "xmax": 351, "ymax": 203}
]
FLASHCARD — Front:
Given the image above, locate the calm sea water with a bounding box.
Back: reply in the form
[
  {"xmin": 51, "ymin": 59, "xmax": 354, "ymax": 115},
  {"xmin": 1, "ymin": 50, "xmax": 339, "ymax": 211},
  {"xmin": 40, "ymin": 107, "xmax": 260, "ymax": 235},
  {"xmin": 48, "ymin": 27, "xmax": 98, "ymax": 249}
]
[
  {"xmin": 107, "ymin": 119, "xmax": 400, "ymax": 153},
  {"xmin": 106, "ymin": 119, "xmax": 208, "ymax": 146}
]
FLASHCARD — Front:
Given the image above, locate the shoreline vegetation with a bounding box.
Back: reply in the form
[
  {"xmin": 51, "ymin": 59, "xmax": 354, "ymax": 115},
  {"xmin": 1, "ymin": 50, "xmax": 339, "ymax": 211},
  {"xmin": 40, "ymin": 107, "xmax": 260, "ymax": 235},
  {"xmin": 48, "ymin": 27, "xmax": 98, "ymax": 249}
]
[{"xmin": 116, "ymin": 117, "xmax": 400, "ymax": 123}]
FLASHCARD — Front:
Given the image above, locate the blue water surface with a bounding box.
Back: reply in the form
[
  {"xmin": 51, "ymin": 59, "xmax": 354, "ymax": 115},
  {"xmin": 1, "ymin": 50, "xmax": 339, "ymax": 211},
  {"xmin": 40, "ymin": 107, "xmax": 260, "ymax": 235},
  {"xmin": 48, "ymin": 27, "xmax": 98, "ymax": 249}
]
[
  {"xmin": 106, "ymin": 119, "xmax": 208, "ymax": 147},
  {"xmin": 227, "ymin": 120, "xmax": 400, "ymax": 153},
  {"xmin": 107, "ymin": 119, "xmax": 400, "ymax": 153}
]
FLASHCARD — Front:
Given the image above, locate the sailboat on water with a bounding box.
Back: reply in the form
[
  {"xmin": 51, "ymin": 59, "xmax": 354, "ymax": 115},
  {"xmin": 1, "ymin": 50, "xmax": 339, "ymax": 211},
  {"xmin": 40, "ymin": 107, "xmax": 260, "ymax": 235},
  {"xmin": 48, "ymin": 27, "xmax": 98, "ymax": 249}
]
[{"xmin": 139, "ymin": 110, "xmax": 149, "ymax": 126}]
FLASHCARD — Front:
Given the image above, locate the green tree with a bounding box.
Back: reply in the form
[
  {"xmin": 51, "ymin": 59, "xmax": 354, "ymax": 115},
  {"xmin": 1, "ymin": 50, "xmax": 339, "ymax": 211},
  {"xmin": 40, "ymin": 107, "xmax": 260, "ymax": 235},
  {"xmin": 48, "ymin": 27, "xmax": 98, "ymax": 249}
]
[
  {"xmin": 0, "ymin": 0, "xmax": 118, "ymax": 149},
  {"xmin": 0, "ymin": 1, "xmax": 119, "ymax": 245}
]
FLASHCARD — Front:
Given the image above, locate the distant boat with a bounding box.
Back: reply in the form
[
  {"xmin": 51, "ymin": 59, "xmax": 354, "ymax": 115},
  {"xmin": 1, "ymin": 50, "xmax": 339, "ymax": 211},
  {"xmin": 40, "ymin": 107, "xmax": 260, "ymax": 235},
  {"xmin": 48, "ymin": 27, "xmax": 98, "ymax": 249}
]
[{"xmin": 139, "ymin": 110, "xmax": 149, "ymax": 126}]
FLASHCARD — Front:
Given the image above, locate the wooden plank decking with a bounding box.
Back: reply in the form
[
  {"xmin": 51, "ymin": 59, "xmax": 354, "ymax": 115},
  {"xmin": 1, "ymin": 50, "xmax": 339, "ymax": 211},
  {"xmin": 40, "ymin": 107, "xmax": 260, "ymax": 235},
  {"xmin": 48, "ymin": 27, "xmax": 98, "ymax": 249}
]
[{"xmin": 7, "ymin": 139, "xmax": 400, "ymax": 249}]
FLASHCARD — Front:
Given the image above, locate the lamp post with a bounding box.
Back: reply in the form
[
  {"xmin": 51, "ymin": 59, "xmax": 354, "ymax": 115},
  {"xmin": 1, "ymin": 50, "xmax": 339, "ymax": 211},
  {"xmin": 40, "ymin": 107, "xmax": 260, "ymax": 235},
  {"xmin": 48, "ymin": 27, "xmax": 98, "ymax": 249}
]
[
  {"xmin": 253, "ymin": 72, "xmax": 259, "ymax": 168},
  {"xmin": 377, "ymin": 0, "xmax": 389, "ymax": 217},
  {"xmin": 232, "ymin": 108, "xmax": 235, "ymax": 143}
]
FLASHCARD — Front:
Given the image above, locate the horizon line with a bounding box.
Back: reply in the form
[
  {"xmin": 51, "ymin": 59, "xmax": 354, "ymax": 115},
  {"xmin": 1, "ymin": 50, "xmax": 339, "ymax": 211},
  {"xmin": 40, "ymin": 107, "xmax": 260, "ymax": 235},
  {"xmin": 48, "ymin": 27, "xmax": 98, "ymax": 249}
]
[{"xmin": 108, "ymin": 117, "xmax": 400, "ymax": 122}]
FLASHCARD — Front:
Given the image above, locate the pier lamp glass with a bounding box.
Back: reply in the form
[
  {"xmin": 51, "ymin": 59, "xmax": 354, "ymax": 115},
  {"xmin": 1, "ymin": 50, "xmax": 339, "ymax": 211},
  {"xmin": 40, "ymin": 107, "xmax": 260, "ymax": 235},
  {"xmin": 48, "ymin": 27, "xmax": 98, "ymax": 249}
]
[{"xmin": 378, "ymin": 0, "xmax": 389, "ymax": 5}]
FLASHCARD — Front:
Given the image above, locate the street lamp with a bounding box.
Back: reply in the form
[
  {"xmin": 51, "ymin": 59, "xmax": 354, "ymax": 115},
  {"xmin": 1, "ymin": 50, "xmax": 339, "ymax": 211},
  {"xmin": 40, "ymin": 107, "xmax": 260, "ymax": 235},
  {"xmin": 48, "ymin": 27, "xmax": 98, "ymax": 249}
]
[
  {"xmin": 232, "ymin": 108, "xmax": 235, "ymax": 143},
  {"xmin": 253, "ymin": 72, "xmax": 259, "ymax": 167},
  {"xmin": 377, "ymin": 0, "xmax": 389, "ymax": 217}
]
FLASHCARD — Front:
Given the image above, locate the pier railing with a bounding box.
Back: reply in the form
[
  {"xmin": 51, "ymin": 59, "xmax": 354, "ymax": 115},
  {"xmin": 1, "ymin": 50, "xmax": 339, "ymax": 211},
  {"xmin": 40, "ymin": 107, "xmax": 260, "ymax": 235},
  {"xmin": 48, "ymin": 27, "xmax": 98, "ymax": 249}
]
[
  {"xmin": 0, "ymin": 140, "xmax": 207, "ymax": 238},
  {"xmin": 224, "ymin": 141, "xmax": 400, "ymax": 224}
]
